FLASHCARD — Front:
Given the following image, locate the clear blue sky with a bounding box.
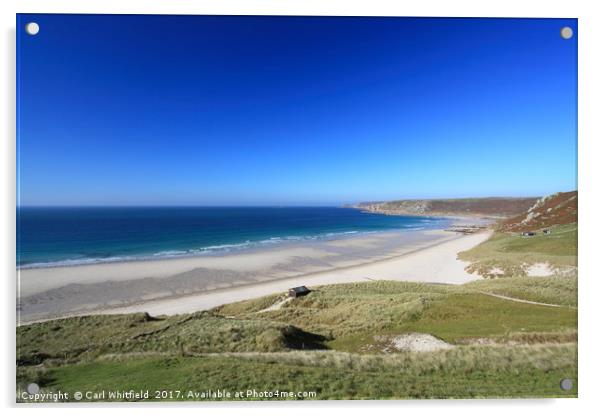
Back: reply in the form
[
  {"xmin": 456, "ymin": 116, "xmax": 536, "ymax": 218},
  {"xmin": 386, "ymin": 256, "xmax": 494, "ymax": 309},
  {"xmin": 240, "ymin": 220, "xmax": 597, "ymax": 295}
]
[{"xmin": 17, "ymin": 15, "xmax": 577, "ymax": 206}]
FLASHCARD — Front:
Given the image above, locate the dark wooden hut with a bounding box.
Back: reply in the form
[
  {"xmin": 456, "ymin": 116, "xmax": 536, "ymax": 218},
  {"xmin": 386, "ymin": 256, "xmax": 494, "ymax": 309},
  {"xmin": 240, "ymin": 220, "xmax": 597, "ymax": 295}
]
[{"xmin": 288, "ymin": 286, "xmax": 311, "ymax": 298}]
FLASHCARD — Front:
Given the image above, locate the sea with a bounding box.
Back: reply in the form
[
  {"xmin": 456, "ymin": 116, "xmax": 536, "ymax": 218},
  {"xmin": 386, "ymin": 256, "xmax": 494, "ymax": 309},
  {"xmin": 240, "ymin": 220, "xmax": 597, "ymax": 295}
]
[{"xmin": 16, "ymin": 207, "xmax": 452, "ymax": 268}]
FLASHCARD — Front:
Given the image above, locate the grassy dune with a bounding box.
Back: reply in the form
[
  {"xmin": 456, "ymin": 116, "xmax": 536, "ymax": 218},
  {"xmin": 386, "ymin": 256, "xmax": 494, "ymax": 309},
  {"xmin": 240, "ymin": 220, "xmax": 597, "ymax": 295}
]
[
  {"xmin": 216, "ymin": 281, "xmax": 576, "ymax": 352},
  {"xmin": 17, "ymin": 279, "xmax": 577, "ymax": 400},
  {"xmin": 466, "ymin": 275, "xmax": 577, "ymax": 307},
  {"xmin": 17, "ymin": 311, "xmax": 327, "ymax": 366},
  {"xmin": 458, "ymin": 223, "xmax": 577, "ymax": 277}
]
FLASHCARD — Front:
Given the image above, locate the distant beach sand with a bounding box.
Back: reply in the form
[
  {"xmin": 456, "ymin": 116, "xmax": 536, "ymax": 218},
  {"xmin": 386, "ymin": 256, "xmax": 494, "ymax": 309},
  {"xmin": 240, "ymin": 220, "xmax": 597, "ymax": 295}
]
[{"xmin": 17, "ymin": 228, "xmax": 491, "ymax": 323}]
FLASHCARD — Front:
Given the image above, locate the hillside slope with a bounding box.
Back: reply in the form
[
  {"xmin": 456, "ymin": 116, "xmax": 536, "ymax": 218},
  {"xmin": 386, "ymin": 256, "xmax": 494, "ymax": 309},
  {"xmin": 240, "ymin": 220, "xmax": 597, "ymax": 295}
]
[
  {"xmin": 498, "ymin": 191, "xmax": 577, "ymax": 232},
  {"xmin": 355, "ymin": 197, "xmax": 539, "ymax": 218},
  {"xmin": 458, "ymin": 191, "xmax": 577, "ymax": 278}
]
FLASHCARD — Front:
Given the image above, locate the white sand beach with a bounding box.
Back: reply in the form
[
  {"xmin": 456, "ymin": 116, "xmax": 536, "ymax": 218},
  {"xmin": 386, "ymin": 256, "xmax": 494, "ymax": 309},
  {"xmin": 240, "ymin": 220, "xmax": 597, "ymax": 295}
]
[
  {"xmin": 107, "ymin": 230, "xmax": 490, "ymax": 317},
  {"xmin": 18, "ymin": 228, "xmax": 491, "ymax": 323}
]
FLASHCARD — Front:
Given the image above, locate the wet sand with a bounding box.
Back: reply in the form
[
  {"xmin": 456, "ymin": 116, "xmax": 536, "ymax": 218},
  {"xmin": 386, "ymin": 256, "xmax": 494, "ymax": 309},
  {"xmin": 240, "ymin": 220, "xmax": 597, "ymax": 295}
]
[{"xmin": 17, "ymin": 228, "xmax": 491, "ymax": 323}]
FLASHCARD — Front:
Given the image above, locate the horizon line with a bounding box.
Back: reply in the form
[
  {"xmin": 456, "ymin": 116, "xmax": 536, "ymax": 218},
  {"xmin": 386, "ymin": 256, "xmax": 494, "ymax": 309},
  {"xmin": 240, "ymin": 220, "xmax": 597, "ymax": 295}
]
[{"xmin": 16, "ymin": 193, "xmax": 564, "ymax": 209}]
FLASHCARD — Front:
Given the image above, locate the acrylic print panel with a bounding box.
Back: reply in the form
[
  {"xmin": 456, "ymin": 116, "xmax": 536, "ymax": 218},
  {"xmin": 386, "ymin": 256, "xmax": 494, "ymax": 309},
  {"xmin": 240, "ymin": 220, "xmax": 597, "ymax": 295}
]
[{"xmin": 16, "ymin": 14, "xmax": 577, "ymax": 402}]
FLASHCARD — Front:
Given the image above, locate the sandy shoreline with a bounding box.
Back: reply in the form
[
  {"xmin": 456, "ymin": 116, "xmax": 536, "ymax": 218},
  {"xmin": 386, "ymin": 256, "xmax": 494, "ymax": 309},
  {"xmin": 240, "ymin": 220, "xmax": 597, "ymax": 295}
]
[
  {"xmin": 17, "ymin": 226, "xmax": 491, "ymax": 324},
  {"xmin": 106, "ymin": 230, "xmax": 491, "ymax": 317}
]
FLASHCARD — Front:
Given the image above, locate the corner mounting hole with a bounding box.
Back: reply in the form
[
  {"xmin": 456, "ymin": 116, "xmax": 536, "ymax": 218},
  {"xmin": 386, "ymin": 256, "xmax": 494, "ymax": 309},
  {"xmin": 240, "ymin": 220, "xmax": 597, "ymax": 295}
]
[
  {"xmin": 560, "ymin": 378, "xmax": 573, "ymax": 391},
  {"xmin": 560, "ymin": 26, "xmax": 573, "ymax": 40},
  {"xmin": 25, "ymin": 22, "xmax": 40, "ymax": 36}
]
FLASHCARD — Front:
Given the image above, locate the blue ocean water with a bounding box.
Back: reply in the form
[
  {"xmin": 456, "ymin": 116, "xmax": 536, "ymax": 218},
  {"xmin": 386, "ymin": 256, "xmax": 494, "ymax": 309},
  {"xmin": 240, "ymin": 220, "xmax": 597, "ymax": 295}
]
[{"xmin": 16, "ymin": 207, "xmax": 451, "ymax": 268}]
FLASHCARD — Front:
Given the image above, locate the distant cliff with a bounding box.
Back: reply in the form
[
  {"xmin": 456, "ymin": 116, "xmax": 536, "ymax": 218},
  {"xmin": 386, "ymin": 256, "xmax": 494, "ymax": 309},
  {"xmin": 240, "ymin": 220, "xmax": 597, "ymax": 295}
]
[{"xmin": 352, "ymin": 197, "xmax": 540, "ymax": 218}]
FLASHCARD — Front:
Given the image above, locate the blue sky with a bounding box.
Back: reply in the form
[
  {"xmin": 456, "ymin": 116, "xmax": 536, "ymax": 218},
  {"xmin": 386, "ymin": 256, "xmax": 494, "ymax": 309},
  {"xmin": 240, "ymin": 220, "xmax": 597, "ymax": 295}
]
[{"xmin": 17, "ymin": 15, "xmax": 577, "ymax": 206}]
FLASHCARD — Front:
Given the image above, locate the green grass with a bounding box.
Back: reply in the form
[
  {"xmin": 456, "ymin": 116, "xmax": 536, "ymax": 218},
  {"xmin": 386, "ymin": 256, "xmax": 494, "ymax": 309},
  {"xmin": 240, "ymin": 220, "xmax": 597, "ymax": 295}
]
[
  {"xmin": 219, "ymin": 281, "xmax": 460, "ymax": 341},
  {"xmin": 392, "ymin": 293, "xmax": 575, "ymax": 341},
  {"xmin": 465, "ymin": 275, "xmax": 577, "ymax": 307},
  {"xmin": 328, "ymin": 291, "xmax": 576, "ymax": 351},
  {"xmin": 18, "ymin": 344, "xmax": 577, "ymax": 401},
  {"xmin": 214, "ymin": 281, "xmax": 576, "ymax": 352},
  {"xmin": 17, "ymin": 278, "xmax": 578, "ymax": 400},
  {"xmin": 17, "ymin": 311, "xmax": 327, "ymax": 367},
  {"xmin": 458, "ymin": 223, "xmax": 577, "ymax": 278}
]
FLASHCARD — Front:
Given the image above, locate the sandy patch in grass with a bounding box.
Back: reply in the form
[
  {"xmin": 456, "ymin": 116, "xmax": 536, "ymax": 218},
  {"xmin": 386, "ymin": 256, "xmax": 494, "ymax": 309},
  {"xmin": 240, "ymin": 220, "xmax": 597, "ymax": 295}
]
[
  {"xmin": 490, "ymin": 267, "xmax": 505, "ymax": 277},
  {"xmin": 381, "ymin": 333, "xmax": 454, "ymax": 352},
  {"xmin": 526, "ymin": 263, "xmax": 554, "ymax": 277}
]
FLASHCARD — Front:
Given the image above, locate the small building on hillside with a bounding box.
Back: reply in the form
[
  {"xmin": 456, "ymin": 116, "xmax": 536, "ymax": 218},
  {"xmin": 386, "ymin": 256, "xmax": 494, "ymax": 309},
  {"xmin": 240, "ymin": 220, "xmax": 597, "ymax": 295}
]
[
  {"xmin": 522, "ymin": 231, "xmax": 536, "ymax": 237},
  {"xmin": 288, "ymin": 286, "xmax": 311, "ymax": 298}
]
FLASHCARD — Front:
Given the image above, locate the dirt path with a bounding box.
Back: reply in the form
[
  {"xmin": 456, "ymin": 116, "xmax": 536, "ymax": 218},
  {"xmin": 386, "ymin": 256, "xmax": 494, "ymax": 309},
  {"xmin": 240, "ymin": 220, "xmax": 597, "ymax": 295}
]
[
  {"xmin": 257, "ymin": 297, "xmax": 292, "ymax": 313},
  {"xmin": 478, "ymin": 291, "xmax": 575, "ymax": 309}
]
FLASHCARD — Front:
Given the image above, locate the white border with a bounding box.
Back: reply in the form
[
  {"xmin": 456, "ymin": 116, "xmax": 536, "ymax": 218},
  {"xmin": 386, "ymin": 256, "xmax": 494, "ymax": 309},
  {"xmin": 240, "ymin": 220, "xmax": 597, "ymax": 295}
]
[{"xmin": 3, "ymin": 1, "xmax": 601, "ymax": 415}]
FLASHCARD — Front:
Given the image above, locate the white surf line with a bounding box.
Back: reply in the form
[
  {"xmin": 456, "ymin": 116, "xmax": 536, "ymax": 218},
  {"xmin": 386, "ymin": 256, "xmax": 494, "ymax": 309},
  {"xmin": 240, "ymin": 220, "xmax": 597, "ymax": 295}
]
[{"xmin": 477, "ymin": 291, "xmax": 576, "ymax": 309}]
